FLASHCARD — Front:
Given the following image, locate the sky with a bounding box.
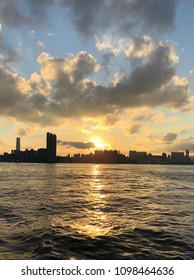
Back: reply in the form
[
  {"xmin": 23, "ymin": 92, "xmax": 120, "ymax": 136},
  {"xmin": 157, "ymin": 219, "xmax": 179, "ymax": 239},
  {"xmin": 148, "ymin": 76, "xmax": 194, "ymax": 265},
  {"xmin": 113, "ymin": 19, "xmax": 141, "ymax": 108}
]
[{"xmin": 0, "ymin": 0, "xmax": 194, "ymax": 156}]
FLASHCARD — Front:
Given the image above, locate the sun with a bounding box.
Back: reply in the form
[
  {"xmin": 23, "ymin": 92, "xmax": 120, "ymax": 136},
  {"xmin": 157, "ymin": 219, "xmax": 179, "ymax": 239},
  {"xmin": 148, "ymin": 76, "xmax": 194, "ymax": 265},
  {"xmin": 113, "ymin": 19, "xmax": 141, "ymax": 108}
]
[{"xmin": 93, "ymin": 138, "xmax": 106, "ymax": 149}]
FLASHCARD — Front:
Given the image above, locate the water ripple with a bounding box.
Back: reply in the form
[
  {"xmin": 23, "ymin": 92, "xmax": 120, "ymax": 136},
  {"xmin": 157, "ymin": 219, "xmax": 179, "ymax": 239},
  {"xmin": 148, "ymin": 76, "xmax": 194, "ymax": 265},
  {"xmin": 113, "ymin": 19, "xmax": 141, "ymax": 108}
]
[{"xmin": 0, "ymin": 163, "xmax": 194, "ymax": 259}]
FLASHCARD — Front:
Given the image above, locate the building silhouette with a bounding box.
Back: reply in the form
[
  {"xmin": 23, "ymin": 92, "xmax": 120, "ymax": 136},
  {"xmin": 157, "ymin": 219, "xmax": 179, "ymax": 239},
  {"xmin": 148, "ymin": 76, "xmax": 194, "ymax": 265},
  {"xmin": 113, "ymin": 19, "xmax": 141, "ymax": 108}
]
[
  {"xmin": 171, "ymin": 152, "xmax": 184, "ymax": 163},
  {"xmin": 46, "ymin": 132, "xmax": 57, "ymax": 163},
  {"xmin": 16, "ymin": 137, "xmax": 20, "ymax": 152},
  {"xmin": 0, "ymin": 133, "xmax": 193, "ymax": 165}
]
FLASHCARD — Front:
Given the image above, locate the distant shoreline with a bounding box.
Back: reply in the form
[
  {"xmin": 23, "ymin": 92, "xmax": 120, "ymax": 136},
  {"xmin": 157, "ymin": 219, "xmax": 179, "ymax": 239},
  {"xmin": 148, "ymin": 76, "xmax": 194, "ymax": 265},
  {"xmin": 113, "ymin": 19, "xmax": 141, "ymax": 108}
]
[{"xmin": 0, "ymin": 161, "xmax": 194, "ymax": 165}]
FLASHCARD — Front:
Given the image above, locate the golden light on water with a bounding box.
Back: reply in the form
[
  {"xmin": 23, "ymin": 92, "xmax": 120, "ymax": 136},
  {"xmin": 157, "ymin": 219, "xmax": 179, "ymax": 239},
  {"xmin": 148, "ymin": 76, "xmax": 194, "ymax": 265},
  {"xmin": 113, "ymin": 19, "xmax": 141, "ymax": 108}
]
[
  {"xmin": 76, "ymin": 224, "xmax": 111, "ymax": 238},
  {"xmin": 50, "ymin": 164, "xmax": 139, "ymax": 238},
  {"xmin": 75, "ymin": 165, "xmax": 112, "ymax": 237}
]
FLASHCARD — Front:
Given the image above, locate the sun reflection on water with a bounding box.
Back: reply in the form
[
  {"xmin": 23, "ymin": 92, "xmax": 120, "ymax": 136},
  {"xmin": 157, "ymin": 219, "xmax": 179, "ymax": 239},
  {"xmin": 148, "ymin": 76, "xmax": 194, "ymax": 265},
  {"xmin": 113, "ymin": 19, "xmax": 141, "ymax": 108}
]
[{"xmin": 75, "ymin": 165, "xmax": 112, "ymax": 237}]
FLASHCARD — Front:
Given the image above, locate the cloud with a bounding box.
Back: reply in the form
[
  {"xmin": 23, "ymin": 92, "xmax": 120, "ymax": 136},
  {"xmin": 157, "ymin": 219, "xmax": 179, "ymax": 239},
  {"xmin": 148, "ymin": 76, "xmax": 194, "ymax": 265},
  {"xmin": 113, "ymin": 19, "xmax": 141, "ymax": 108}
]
[
  {"xmin": 125, "ymin": 36, "xmax": 154, "ymax": 59},
  {"xmin": 129, "ymin": 123, "xmax": 143, "ymax": 135},
  {"xmin": 0, "ymin": 23, "xmax": 21, "ymax": 64},
  {"xmin": 18, "ymin": 128, "xmax": 27, "ymax": 137},
  {"xmin": 104, "ymin": 114, "xmax": 121, "ymax": 126},
  {"xmin": 100, "ymin": 53, "xmax": 115, "ymax": 74},
  {"xmin": 28, "ymin": 30, "xmax": 36, "ymax": 37},
  {"xmin": 38, "ymin": 51, "xmax": 100, "ymax": 83},
  {"xmin": 17, "ymin": 127, "xmax": 34, "ymax": 137},
  {"xmin": 2, "ymin": 48, "xmax": 20, "ymax": 64},
  {"xmin": 0, "ymin": 0, "xmax": 177, "ymax": 37},
  {"xmin": 165, "ymin": 137, "xmax": 194, "ymax": 152},
  {"xmin": 0, "ymin": 67, "xmax": 59, "ymax": 125},
  {"xmin": 95, "ymin": 35, "xmax": 126, "ymax": 74},
  {"xmin": 28, "ymin": 0, "xmax": 56, "ymax": 26},
  {"xmin": 180, "ymin": 96, "xmax": 194, "ymax": 112},
  {"xmin": 0, "ymin": 0, "xmax": 55, "ymax": 28},
  {"xmin": 0, "ymin": 41, "xmax": 190, "ymax": 125},
  {"xmin": 37, "ymin": 41, "xmax": 45, "ymax": 52},
  {"xmin": 60, "ymin": 0, "xmax": 177, "ymax": 37},
  {"xmin": 163, "ymin": 133, "xmax": 178, "ymax": 143},
  {"xmin": 133, "ymin": 111, "xmax": 162, "ymax": 122},
  {"xmin": 58, "ymin": 140, "xmax": 95, "ymax": 149},
  {"xmin": 147, "ymin": 134, "xmax": 161, "ymax": 142},
  {"xmin": 0, "ymin": 23, "xmax": 3, "ymax": 39},
  {"xmin": 60, "ymin": 0, "xmax": 105, "ymax": 37},
  {"xmin": 95, "ymin": 35, "xmax": 124, "ymax": 55},
  {"xmin": 0, "ymin": 0, "xmax": 30, "ymax": 27}
]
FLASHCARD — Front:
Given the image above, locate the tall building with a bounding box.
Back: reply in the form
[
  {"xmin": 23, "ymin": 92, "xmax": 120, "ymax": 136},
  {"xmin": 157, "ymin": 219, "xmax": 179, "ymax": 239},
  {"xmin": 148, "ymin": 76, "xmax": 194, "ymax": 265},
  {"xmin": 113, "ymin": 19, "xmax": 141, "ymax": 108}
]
[
  {"xmin": 171, "ymin": 152, "xmax": 184, "ymax": 163},
  {"xmin": 16, "ymin": 137, "xmax": 20, "ymax": 151},
  {"xmin": 46, "ymin": 132, "xmax": 57, "ymax": 162}
]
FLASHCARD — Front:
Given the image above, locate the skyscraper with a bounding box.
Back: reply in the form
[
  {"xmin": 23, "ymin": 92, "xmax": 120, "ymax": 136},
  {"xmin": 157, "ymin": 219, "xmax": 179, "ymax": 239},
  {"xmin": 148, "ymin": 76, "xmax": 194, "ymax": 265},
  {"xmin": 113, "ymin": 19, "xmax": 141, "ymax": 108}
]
[
  {"xmin": 16, "ymin": 137, "xmax": 20, "ymax": 151},
  {"xmin": 46, "ymin": 132, "xmax": 57, "ymax": 162}
]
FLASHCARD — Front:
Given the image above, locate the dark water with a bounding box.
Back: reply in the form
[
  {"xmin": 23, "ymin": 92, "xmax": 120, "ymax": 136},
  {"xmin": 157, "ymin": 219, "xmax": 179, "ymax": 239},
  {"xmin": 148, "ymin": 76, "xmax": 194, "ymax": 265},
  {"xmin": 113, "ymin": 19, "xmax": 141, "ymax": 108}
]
[{"xmin": 0, "ymin": 163, "xmax": 194, "ymax": 260}]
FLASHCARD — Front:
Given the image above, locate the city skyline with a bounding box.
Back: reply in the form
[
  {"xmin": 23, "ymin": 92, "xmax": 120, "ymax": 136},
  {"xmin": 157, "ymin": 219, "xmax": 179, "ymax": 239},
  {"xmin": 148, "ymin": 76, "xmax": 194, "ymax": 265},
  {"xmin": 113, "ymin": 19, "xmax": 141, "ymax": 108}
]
[
  {"xmin": 0, "ymin": 1, "xmax": 194, "ymax": 156},
  {"xmin": 0, "ymin": 133, "xmax": 192, "ymax": 164}
]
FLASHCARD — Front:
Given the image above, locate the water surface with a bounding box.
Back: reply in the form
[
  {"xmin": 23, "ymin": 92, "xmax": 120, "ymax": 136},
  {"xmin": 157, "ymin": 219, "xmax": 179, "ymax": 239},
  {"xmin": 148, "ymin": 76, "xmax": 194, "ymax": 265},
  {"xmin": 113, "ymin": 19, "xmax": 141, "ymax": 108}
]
[{"xmin": 0, "ymin": 163, "xmax": 194, "ymax": 259}]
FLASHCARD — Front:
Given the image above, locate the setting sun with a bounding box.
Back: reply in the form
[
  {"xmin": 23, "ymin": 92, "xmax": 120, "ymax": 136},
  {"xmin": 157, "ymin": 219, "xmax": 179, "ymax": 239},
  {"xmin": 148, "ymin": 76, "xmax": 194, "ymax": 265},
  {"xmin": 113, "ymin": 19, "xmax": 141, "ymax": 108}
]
[{"xmin": 92, "ymin": 138, "xmax": 107, "ymax": 149}]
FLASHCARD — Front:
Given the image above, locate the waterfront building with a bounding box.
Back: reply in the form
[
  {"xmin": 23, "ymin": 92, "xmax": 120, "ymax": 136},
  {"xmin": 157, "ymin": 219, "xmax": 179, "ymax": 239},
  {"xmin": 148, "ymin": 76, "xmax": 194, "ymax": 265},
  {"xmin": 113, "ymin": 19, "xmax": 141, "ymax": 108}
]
[
  {"xmin": 16, "ymin": 137, "xmax": 20, "ymax": 151},
  {"xmin": 46, "ymin": 132, "xmax": 57, "ymax": 162},
  {"xmin": 171, "ymin": 152, "xmax": 184, "ymax": 163},
  {"xmin": 94, "ymin": 150, "xmax": 118, "ymax": 163},
  {"xmin": 129, "ymin": 150, "xmax": 148, "ymax": 163},
  {"xmin": 186, "ymin": 149, "xmax": 189, "ymax": 157}
]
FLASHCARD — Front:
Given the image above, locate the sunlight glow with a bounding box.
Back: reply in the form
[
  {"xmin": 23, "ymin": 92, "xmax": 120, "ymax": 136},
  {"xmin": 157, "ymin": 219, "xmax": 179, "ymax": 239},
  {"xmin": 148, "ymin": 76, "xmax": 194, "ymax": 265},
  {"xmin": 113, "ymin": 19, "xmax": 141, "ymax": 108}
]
[{"xmin": 92, "ymin": 138, "xmax": 107, "ymax": 149}]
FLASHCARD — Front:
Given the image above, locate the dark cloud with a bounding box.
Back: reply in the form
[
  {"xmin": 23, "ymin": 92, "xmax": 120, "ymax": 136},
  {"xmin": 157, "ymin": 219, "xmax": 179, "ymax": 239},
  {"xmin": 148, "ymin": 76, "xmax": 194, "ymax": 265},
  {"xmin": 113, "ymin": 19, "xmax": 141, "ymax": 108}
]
[
  {"xmin": 123, "ymin": 0, "xmax": 177, "ymax": 33},
  {"xmin": 0, "ymin": 0, "xmax": 177, "ymax": 38},
  {"xmin": 104, "ymin": 114, "xmax": 121, "ymax": 126},
  {"xmin": 17, "ymin": 128, "xmax": 33, "ymax": 137},
  {"xmin": 0, "ymin": 67, "xmax": 58, "ymax": 125},
  {"xmin": 126, "ymin": 44, "xmax": 175, "ymax": 93},
  {"xmin": 72, "ymin": 51, "xmax": 100, "ymax": 82},
  {"xmin": 60, "ymin": 0, "xmax": 177, "ymax": 37},
  {"xmin": 0, "ymin": 0, "xmax": 30, "ymax": 27},
  {"xmin": 60, "ymin": 0, "xmax": 105, "ymax": 36},
  {"xmin": 46, "ymin": 43, "xmax": 189, "ymax": 119},
  {"xmin": 58, "ymin": 140, "xmax": 95, "ymax": 149},
  {"xmin": 101, "ymin": 53, "xmax": 114, "ymax": 74},
  {"xmin": 0, "ymin": 24, "xmax": 21, "ymax": 63},
  {"xmin": 18, "ymin": 128, "xmax": 27, "ymax": 137},
  {"xmin": 163, "ymin": 133, "xmax": 178, "ymax": 143},
  {"xmin": 0, "ymin": 0, "xmax": 55, "ymax": 28},
  {"xmin": 129, "ymin": 123, "xmax": 142, "ymax": 135},
  {"xmin": 165, "ymin": 137, "xmax": 194, "ymax": 152},
  {"xmin": 0, "ymin": 43, "xmax": 190, "ymax": 125},
  {"xmin": 29, "ymin": 0, "xmax": 55, "ymax": 25},
  {"xmin": 133, "ymin": 112, "xmax": 157, "ymax": 122},
  {"xmin": 2, "ymin": 48, "xmax": 20, "ymax": 63}
]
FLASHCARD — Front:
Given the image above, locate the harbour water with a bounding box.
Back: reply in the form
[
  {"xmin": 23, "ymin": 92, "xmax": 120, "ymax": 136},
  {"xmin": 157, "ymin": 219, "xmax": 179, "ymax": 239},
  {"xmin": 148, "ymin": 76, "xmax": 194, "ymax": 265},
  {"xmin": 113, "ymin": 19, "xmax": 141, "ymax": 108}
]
[{"xmin": 0, "ymin": 163, "xmax": 194, "ymax": 259}]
